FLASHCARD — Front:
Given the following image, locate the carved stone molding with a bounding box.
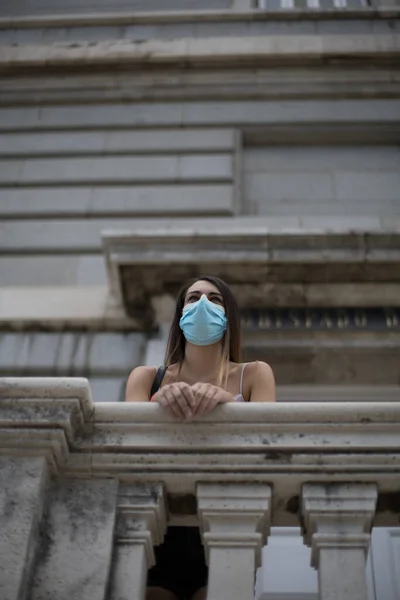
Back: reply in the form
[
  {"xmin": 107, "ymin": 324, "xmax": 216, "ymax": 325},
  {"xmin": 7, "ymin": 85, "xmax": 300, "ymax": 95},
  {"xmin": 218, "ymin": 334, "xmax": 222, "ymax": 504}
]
[
  {"xmin": 116, "ymin": 483, "xmax": 167, "ymax": 556},
  {"xmin": 301, "ymin": 483, "xmax": 378, "ymax": 600},
  {"xmin": 301, "ymin": 483, "xmax": 378, "ymax": 568},
  {"xmin": 1, "ymin": 35, "xmax": 400, "ymax": 74},
  {"xmin": 101, "ymin": 224, "xmax": 400, "ymax": 324},
  {"xmin": 197, "ymin": 483, "xmax": 272, "ymax": 567},
  {"xmin": 197, "ymin": 482, "xmax": 272, "ymax": 600}
]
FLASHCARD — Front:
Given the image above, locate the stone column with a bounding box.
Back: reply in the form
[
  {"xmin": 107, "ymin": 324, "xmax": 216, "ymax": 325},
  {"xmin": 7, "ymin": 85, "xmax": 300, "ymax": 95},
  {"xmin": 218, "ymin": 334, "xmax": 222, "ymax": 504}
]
[
  {"xmin": 301, "ymin": 483, "xmax": 378, "ymax": 600},
  {"xmin": 197, "ymin": 483, "xmax": 272, "ymax": 600},
  {"xmin": 0, "ymin": 456, "xmax": 48, "ymax": 600},
  {"xmin": 109, "ymin": 483, "xmax": 167, "ymax": 600}
]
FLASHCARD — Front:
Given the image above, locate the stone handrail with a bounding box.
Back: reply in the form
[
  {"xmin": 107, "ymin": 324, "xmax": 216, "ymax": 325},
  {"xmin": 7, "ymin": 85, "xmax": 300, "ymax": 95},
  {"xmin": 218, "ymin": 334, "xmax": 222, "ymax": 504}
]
[{"xmin": 1, "ymin": 377, "xmax": 399, "ymax": 600}]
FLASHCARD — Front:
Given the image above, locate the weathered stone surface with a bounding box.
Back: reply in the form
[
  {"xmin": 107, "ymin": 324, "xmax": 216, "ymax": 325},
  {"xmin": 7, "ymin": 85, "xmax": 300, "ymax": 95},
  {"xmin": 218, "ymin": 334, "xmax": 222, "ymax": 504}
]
[
  {"xmin": 197, "ymin": 483, "xmax": 272, "ymax": 600},
  {"xmin": 0, "ymin": 0, "xmax": 234, "ymax": 18},
  {"xmin": 30, "ymin": 479, "xmax": 118, "ymax": 600},
  {"xmin": 0, "ymin": 456, "xmax": 48, "ymax": 600},
  {"xmin": 4, "ymin": 16, "xmax": 398, "ymax": 47},
  {"xmin": 302, "ymin": 483, "xmax": 378, "ymax": 600},
  {"xmin": 0, "ymin": 154, "xmax": 233, "ymax": 185},
  {"xmin": 0, "ymin": 255, "xmax": 107, "ymax": 286},
  {"xmin": 1, "ymin": 68, "xmax": 398, "ymax": 106},
  {"xmin": 109, "ymin": 483, "xmax": 167, "ymax": 600},
  {"xmin": 0, "ymin": 129, "xmax": 235, "ymax": 156},
  {"xmin": 244, "ymin": 334, "xmax": 400, "ymax": 385},
  {"xmin": 0, "ymin": 99, "xmax": 399, "ymax": 131},
  {"xmin": 1, "ymin": 34, "xmax": 400, "ymax": 71},
  {"xmin": 0, "ymin": 184, "xmax": 235, "ymax": 218},
  {"xmin": 0, "ymin": 378, "xmax": 399, "ymax": 600},
  {"xmin": 0, "ymin": 286, "xmax": 133, "ymax": 329},
  {"xmin": 100, "ymin": 224, "xmax": 400, "ymax": 328},
  {"xmin": 1, "ymin": 378, "xmax": 400, "ymax": 528},
  {"xmin": 0, "ymin": 331, "xmax": 145, "ymax": 375},
  {"xmin": 244, "ymin": 145, "xmax": 400, "ymax": 218}
]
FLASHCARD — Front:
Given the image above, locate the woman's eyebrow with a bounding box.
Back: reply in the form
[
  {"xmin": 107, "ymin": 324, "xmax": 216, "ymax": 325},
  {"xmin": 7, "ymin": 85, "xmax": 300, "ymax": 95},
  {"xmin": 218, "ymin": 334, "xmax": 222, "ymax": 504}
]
[{"xmin": 185, "ymin": 290, "xmax": 222, "ymax": 298}]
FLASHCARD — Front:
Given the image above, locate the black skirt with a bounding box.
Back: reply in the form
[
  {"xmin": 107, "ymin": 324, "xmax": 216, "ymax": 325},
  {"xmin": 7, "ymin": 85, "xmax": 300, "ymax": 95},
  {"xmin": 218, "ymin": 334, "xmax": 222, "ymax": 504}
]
[{"xmin": 147, "ymin": 526, "xmax": 208, "ymax": 600}]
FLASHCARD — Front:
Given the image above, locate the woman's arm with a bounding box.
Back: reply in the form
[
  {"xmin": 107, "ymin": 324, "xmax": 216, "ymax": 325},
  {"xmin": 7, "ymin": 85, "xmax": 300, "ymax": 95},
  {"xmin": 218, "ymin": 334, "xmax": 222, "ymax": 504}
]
[
  {"xmin": 249, "ymin": 361, "xmax": 276, "ymax": 403},
  {"xmin": 125, "ymin": 366, "xmax": 156, "ymax": 402},
  {"xmin": 125, "ymin": 367, "xmax": 195, "ymax": 420}
]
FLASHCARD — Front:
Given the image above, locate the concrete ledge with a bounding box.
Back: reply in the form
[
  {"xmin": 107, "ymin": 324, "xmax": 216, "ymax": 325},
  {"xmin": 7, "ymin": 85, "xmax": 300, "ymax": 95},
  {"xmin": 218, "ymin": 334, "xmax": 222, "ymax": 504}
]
[{"xmin": 0, "ymin": 34, "xmax": 400, "ymax": 71}]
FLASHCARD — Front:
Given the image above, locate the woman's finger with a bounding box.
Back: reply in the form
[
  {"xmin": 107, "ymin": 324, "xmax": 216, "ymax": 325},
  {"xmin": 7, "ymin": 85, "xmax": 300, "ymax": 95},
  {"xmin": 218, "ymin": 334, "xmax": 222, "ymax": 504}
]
[
  {"xmin": 179, "ymin": 383, "xmax": 196, "ymax": 410},
  {"xmin": 172, "ymin": 385, "xmax": 193, "ymax": 419},
  {"xmin": 193, "ymin": 384, "xmax": 213, "ymax": 416},
  {"xmin": 162, "ymin": 387, "xmax": 187, "ymax": 420}
]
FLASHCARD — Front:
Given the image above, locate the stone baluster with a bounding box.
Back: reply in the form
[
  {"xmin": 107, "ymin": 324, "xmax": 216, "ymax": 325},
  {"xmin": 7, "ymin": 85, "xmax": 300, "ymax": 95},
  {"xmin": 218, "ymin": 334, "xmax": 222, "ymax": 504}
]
[
  {"xmin": 301, "ymin": 483, "xmax": 378, "ymax": 600},
  {"xmin": 109, "ymin": 483, "xmax": 167, "ymax": 600},
  {"xmin": 0, "ymin": 456, "xmax": 48, "ymax": 600},
  {"xmin": 197, "ymin": 483, "xmax": 272, "ymax": 600}
]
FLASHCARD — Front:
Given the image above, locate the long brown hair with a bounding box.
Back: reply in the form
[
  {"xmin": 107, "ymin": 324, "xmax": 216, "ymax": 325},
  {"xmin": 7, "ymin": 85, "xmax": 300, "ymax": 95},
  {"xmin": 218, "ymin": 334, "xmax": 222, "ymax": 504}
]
[{"xmin": 164, "ymin": 276, "xmax": 242, "ymax": 378}]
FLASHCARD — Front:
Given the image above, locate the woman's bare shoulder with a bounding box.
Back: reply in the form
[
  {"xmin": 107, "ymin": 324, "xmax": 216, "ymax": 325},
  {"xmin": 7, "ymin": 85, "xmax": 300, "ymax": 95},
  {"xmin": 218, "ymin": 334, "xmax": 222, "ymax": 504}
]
[
  {"xmin": 125, "ymin": 365, "xmax": 157, "ymax": 402},
  {"xmin": 127, "ymin": 365, "xmax": 157, "ymax": 382},
  {"xmin": 244, "ymin": 361, "xmax": 275, "ymax": 402},
  {"xmin": 244, "ymin": 360, "xmax": 274, "ymax": 376}
]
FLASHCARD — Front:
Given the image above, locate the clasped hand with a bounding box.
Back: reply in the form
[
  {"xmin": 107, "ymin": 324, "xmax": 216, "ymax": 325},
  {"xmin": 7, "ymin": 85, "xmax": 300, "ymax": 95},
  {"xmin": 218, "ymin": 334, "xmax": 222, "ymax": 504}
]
[{"xmin": 152, "ymin": 382, "xmax": 230, "ymax": 420}]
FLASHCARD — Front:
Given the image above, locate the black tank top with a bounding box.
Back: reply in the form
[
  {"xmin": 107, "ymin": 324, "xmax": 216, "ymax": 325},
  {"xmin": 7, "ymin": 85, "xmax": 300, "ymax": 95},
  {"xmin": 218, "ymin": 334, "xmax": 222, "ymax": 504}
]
[{"xmin": 150, "ymin": 366, "xmax": 167, "ymax": 397}]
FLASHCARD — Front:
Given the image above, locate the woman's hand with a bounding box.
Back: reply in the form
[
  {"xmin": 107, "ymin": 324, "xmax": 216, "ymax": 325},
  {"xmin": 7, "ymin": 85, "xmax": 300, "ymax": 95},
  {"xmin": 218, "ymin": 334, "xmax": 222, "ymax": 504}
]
[
  {"xmin": 191, "ymin": 383, "xmax": 232, "ymax": 417},
  {"xmin": 152, "ymin": 382, "xmax": 196, "ymax": 420}
]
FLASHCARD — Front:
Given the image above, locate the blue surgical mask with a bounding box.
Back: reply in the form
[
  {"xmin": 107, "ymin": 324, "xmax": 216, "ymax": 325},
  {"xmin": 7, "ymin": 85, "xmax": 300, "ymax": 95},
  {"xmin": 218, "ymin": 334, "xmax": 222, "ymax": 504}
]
[{"xmin": 179, "ymin": 294, "xmax": 227, "ymax": 346}]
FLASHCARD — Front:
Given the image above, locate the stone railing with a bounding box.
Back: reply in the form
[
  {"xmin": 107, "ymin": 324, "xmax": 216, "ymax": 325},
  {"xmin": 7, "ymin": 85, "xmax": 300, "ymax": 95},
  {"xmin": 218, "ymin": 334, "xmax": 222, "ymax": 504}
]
[{"xmin": 1, "ymin": 377, "xmax": 400, "ymax": 600}]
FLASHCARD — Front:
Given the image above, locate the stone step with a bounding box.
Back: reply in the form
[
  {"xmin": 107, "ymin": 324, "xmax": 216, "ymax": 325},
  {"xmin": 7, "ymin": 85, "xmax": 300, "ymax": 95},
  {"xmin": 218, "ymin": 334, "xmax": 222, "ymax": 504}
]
[
  {"xmin": 0, "ymin": 184, "xmax": 235, "ymax": 218},
  {"xmin": 0, "ymin": 99, "xmax": 398, "ymax": 131},
  {"xmin": 0, "ymin": 154, "xmax": 233, "ymax": 185},
  {"xmin": 0, "ymin": 128, "xmax": 236, "ymax": 157}
]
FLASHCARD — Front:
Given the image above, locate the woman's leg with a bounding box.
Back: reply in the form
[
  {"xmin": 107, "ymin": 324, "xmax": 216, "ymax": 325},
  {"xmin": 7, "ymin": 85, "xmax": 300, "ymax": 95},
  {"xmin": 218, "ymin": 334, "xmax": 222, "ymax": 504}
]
[
  {"xmin": 191, "ymin": 587, "xmax": 207, "ymax": 600},
  {"xmin": 146, "ymin": 587, "xmax": 179, "ymax": 600}
]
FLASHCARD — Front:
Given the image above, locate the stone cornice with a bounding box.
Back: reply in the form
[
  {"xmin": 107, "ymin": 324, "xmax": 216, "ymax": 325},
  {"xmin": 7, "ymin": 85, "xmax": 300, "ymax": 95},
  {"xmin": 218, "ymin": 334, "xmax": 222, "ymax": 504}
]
[
  {"xmin": 101, "ymin": 224, "xmax": 400, "ymax": 320},
  {"xmin": 0, "ymin": 8, "xmax": 399, "ymax": 29},
  {"xmin": 1, "ymin": 34, "xmax": 400, "ymax": 73},
  {"xmin": 0, "ymin": 377, "xmax": 93, "ymax": 439},
  {"xmin": 1, "ymin": 378, "xmax": 400, "ymax": 526}
]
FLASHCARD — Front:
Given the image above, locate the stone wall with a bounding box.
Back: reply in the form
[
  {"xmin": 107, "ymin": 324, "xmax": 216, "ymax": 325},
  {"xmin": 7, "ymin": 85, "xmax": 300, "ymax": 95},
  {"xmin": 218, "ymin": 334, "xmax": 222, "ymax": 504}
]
[
  {"xmin": 0, "ymin": 0, "xmax": 238, "ymax": 18},
  {"xmin": 0, "ymin": 6, "xmax": 399, "ymax": 387},
  {"xmin": 0, "ymin": 332, "xmax": 145, "ymax": 402},
  {"xmin": 243, "ymin": 145, "xmax": 400, "ymax": 218}
]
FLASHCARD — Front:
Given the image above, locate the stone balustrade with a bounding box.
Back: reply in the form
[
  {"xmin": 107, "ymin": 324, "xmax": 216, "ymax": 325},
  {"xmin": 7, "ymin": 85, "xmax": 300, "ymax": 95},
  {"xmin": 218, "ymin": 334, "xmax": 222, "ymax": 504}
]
[{"xmin": 1, "ymin": 377, "xmax": 400, "ymax": 600}]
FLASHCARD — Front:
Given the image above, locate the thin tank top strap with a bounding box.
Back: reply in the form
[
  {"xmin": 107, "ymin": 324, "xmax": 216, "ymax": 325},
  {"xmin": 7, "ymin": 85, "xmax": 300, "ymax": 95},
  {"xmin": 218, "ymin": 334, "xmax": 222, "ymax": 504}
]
[{"xmin": 239, "ymin": 363, "xmax": 249, "ymax": 396}]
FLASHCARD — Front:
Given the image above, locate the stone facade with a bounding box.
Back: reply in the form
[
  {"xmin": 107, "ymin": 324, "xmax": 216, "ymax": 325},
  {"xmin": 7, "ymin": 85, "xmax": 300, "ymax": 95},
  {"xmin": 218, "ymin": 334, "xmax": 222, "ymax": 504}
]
[
  {"xmin": 0, "ymin": 0, "xmax": 399, "ymax": 598},
  {"xmin": 1, "ymin": 0, "xmax": 399, "ymax": 390}
]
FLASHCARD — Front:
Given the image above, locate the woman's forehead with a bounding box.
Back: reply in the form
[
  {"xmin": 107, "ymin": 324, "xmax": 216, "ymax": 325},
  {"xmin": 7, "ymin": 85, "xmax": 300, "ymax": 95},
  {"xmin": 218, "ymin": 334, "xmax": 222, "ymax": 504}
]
[{"xmin": 186, "ymin": 280, "xmax": 221, "ymax": 296}]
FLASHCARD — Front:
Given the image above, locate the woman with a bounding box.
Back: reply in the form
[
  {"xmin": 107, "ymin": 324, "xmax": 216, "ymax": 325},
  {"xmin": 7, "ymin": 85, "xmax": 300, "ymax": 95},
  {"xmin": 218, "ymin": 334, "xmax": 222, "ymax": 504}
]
[{"xmin": 126, "ymin": 276, "xmax": 276, "ymax": 600}]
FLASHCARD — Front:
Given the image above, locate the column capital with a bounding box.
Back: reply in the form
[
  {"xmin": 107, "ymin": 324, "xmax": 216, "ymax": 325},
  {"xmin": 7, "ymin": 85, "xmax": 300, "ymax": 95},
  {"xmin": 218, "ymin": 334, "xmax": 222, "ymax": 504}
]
[
  {"xmin": 301, "ymin": 483, "xmax": 378, "ymax": 568},
  {"xmin": 197, "ymin": 482, "xmax": 272, "ymax": 567},
  {"xmin": 115, "ymin": 483, "xmax": 167, "ymax": 567}
]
